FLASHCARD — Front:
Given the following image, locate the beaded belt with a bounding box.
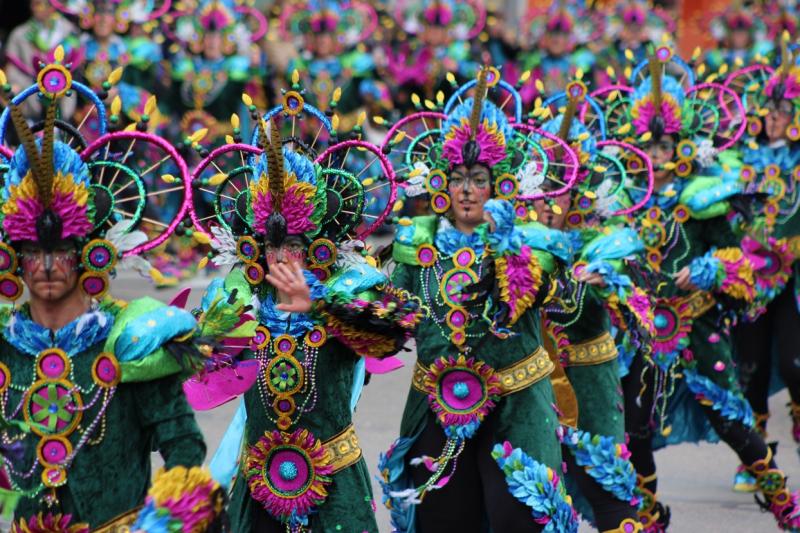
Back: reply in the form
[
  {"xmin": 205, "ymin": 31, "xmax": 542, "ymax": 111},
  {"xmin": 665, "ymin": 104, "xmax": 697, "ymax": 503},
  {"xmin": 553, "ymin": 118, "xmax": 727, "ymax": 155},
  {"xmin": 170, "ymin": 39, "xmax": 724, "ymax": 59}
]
[
  {"xmin": 564, "ymin": 331, "xmax": 618, "ymax": 366},
  {"xmin": 324, "ymin": 424, "xmax": 363, "ymax": 473},
  {"xmin": 683, "ymin": 291, "xmax": 716, "ymax": 319},
  {"xmin": 412, "ymin": 346, "xmax": 553, "ymax": 397}
]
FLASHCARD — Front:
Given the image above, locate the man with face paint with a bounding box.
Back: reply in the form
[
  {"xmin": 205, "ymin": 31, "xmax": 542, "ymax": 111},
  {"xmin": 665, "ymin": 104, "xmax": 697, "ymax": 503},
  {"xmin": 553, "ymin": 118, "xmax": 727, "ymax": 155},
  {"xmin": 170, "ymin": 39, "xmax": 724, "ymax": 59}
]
[
  {"xmin": 609, "ymin": 46, "xmax": 800, "ymax": 531},
  {"xmin": 200, "ymin": 115, "xmax": 421, "ymax": 533},
  {"xmin": 379, "ymin": 68, "xmax": 579, "ymax": 533},
  {"xmin": 0, "ymin": 60, "xmax": 223, "ymax": 531},
  {"xmin": 726, "ymin": 45, "xmax": 800, "ymax": 494}
]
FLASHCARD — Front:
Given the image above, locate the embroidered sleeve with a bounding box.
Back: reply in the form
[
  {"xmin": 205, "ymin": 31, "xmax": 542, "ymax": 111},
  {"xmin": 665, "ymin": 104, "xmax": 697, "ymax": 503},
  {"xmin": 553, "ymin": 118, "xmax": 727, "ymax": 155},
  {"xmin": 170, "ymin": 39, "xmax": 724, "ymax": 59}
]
[
  {"xmin": 583, "ymin": 260, "xmax": 654, "ymax": 336},
  {"xmin": 314, "ymin": 284, "xmax": 424, "ymax": 359}
]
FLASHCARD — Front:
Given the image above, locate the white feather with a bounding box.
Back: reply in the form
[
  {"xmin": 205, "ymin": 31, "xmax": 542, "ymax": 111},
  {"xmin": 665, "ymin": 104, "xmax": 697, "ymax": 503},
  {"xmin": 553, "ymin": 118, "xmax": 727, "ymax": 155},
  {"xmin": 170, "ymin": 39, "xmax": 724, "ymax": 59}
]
[
  {"xmin": 517, "ymin": 161, "xmax": 546, "ymax": 196},
  {"xmin": 117, "ymin": 255, "xmax": 153, "ymax": 278},
  {"xmin": 696, "ymin": 139, "xmax": 718, "ymax": 168},
  {"xmin": 107, "ymin": 219, "xmax": 148, "ymax": 253}
]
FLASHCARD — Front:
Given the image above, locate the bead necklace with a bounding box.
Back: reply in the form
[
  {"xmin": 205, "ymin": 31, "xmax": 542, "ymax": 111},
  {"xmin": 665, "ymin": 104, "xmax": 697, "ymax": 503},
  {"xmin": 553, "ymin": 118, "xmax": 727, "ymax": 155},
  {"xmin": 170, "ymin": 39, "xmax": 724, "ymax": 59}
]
[
  {"xmin": 418, "ymin": 246, "xmax": 485, "ymax": 352},
  {"xmin": 254, "ymin": 324, "xmax": 328, "ymax": 431}
]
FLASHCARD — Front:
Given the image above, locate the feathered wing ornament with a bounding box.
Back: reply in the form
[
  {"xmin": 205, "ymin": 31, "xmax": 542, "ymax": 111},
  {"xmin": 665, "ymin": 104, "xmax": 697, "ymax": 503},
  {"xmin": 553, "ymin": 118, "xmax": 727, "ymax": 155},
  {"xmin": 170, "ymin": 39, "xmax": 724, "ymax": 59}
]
[
  {"xmin": 106, "ymin": 219, "xmax": 154, "ymax": 277},
  {"xmin": 210, "ymin": 225, "xmax": 239, "ymax": 266}
]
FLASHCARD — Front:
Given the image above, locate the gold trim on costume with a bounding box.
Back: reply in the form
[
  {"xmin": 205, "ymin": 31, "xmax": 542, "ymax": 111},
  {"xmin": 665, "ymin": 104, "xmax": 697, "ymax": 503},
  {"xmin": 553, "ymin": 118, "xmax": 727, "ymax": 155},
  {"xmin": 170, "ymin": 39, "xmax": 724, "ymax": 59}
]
[
  {"xmin": 564, "ymin": 331, "xmax": 618, "ymax": 367},
  {"xmin": 683, "ymin": 291, "xmax": 716, "ymax": 319},
  {"xmin": 412, "ymin": 346, "xmax": 553, "ymax": 397},
  {"xmin": 93, "ymin": 507, "xmax": 140, "ymax": 532},
  {"xmin": 324, "ymin": 424, "xmax": 362, "ymax": 474}
]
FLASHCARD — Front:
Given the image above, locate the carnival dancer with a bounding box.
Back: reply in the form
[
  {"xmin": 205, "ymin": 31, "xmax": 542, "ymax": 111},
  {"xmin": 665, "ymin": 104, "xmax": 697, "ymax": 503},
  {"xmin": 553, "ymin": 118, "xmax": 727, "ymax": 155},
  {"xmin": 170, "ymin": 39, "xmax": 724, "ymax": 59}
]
[
  {"xmin": 384, "ymin": 0, "xmax": 484, "ymax": 107},
  {"xmin": 162, "ymin": 0, "xmax": 267, "ymax": 147},
  {"xmin": 596, "ymin": 44, "xmax": 800, "ymax": 531},
  {"xmin": 522, "ymin": 80, "xmax": 656, "ymax": 533},
  {"xmin": 702, "ymin": 2, "xmax": 774, "ymax": 73},
  {"xmin": 516, "ymin": 2, "xmax": 601, "ymax": 106},
  {"xmin": 3, "ymin": 0, "xmax": 78, "ymax": 119},
  {"xmin": 0, "ymin": 54, "xmax": 252, "ymax": 530},
  {"xmin": 278, "ymin": 0, "xmax": 379, "ymax": 133},
  {"xmin": 724, "ymin": 43, "xmax": 800, "ymax": 493},
  {"xmin": 378, "ymin": 67, "xmax": 582, "ymax": 532},
  {"xmin": 191, "ymin": 90, "xmax": 422, "ymax": 532},
  {"xmin": 48, "ymin": 0, "xmax": 166, "ymax": 92}
]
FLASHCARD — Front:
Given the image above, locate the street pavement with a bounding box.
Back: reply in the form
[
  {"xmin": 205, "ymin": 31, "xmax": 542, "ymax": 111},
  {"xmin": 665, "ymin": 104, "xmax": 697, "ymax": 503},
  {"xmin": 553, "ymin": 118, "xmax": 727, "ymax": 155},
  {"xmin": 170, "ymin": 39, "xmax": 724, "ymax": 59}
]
[{"xmin": 116, "ymin": 273, "xmax": 797, "ymax": 533}]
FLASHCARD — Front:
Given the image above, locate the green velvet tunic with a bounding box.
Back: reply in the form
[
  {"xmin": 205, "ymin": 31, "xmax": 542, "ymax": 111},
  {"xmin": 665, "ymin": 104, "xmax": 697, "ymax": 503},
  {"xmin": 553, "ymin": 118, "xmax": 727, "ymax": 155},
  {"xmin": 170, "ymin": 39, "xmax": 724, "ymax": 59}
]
[
  {"xmin": 390, "ymin": 215, "xmax": 561, "ymax": 469},
  {"xmin": 1, "ymin": 299, "xmax": 206, "ymax": 529},
  {"xmin": 227, "ymin": 340, "xmax": 378, "ymax": 533}
]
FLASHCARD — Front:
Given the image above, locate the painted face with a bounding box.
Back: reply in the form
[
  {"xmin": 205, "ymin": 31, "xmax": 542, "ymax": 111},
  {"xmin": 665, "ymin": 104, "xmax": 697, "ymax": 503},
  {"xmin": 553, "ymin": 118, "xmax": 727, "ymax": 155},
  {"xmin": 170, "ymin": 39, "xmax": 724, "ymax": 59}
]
[
  {"xmin": 30, "ymin": 0, "xmax": 53, "ymax": 22},
  {"xmin": 20, "ymin": 243, "xmax": 79, "ymax": 302},
  {"xmin": 448, "ymin": 164, "xmax": 492, "ymax": 229},
  {"xmin": 544, "ymin": 32, "xmax": 572, "ymax": 56},
  {"xmin": 728, "ymin": 28, "xmax": 751, "ymax": 50},
  {"xmin": 533, "ymin": 190, "xmax": 571, "ymax": 229},
  {"xmin": 765, "ymin": 99, "xmax": 794, "ymax": 143},
  {"xmin": 203, "ymin": 31, "xmax": 225, "ymax": 60},
  {"xmin": 265, "ymin": 236, "xmax": 306, "ymax": 270},
  {"xmin": 643, "ymin": 136, "xmax": 676, "ymax": 186},
  {"xmin": 93, "ymin": 12, "xmax": 115, "ymax": 39}
]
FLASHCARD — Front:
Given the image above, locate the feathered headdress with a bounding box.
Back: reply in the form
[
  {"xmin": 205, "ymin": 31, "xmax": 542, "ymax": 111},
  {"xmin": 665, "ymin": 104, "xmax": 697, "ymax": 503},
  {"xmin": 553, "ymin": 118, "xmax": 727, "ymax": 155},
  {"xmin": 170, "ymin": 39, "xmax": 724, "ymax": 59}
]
[
  {"xmin": 765, "ymin": 41, "xmax": 800, "ymax": 104},
  {"xmin": 0, "ymin": 50, "xmax": 192, "ymax": 299},
  {"xmin": 278, "ymin": 0, "xmax": 378, "ymax": 47},
  {"xmin": 167, "ymin": 0, "xmax": 267, "ymax": 56},
  {"xmin": 630, "ymin": 49, "xmax": 686, "ymax": 137},
  {"xmin": 50, "ymin": 0, "xmax": 171, "ymax": 32},
  {"xmin": 394, "ymin": 0, "xmax": 486, "ymax": 40}
]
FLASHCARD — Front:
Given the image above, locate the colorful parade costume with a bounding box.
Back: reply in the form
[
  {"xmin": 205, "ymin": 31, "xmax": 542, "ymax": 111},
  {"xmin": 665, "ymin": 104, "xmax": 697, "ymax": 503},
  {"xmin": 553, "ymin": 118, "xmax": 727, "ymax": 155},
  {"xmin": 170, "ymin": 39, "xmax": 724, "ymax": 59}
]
[
  {"xmin": 701, "ymin": 2, "xmax": 774, "ymax": 73},
  {"xmin": 192, "ymin": 93, "xmax": 421, "ymax": 532},
  {"xmin": 3, "ymin": 4, "xmax": 78, "ymax": 118},
  {"xmin": 49, "ymin": 0, "xmax": 167, "ymax": 91},
  {"xmin": 279, "ymin": 0, "xmax": 379, "ymax": 131},
  {"xmin": 595, "ymin": 44, "xmax": 800, "ymax": 531},
  {"xmin": 522, "ymin": 81, "xmax": 656, "ymax": 533},
  {"xmin": 377, "ymin": 68, "xmax": 584, "ymax": 532},
  {"xmin": 723, "ymin": 44, "xmax": 800, "ymax": 492},
  {"xmin": 0, "ymin": 55, "xmax": 244, "ymax": 529}
]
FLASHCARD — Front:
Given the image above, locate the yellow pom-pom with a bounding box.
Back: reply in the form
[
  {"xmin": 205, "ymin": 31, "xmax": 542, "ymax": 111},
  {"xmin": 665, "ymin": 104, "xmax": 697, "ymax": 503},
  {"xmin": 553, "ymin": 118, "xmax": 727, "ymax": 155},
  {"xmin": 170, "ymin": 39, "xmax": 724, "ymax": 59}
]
[
  {"xmin": 697, "ymin": 64, "xmax": 706, "ymax": 76},
  {"xmin": 592, "ymin": 166, "xmax": 607, "ymax": 173},
  {"xmin": 331, "ymin": 114, "xmax": 340, "ymax": 131},
  {"xmin": 361, "ymin": 177, "xmax": 374, "ymax": 187},
  {"xmin": 225, "ymin": 134, "xmax": 234, "ymax": 144},
  {"xmin": 332, "ymin": 87, "xmax": 342, "ymax": 103},
  {"xmin": 552, "ymin": 204, "xmax": 562, "ymax": 215},
  {"xmin": 373, "ymin": 116, "xmax": 385, "ymax": 125},
  {"xmin": 519, "ymin": 70, "xmax": 531, "ymax": 83},
  {"xmin": 575, "ymin": 68, "xmax": 584, "ymax": 80},
  {"xmin": 640, "ymin": 132, "xmax": 652, "ymax": 142},
  {"xmin": 161, "ymin": 174, "xmax": 177, "ymax": 184},
  {"xmin": 661, "ymin": 426, "xmax": 672, "ymax": 437},
  {"xmin": 718, "ymin": 64, "xmax": 728, "ymax": 76},
  {"xmin": 623, "ymin": 66, "xmax": 632, "ymax": 80},
  {"xmin": 584, "ymin": 190, "xmax": 597, "ymax": 199},
  {"xmin": 446, "ymin": 72, "xmax": 456, "ymax": 84},
  {"xmin": 411, "ymin": 93, "xmax": 421, "ymax": 106},
  {"xmin": 231, "ymin": 113, "xmax": 240, "ymax": 129},
  {"xmin": 528, "ymin": 209, "xmax": 538, "ymax": 221},
  {"xmin": 663, "ymin": 162, "xmax": 676, "ymax": 170},
  {"xmin": 123, "ymin": 123, "xmax": 137, "ymax": 132},
  {"xmin": 535, "ymin": 79, "xmax": 545, "ymax": 93},
  {"xmin": 748, "ymin": 140, "xmax": 759, "ymax": 150},
  {"xmin": 357, "ymin": 111, "xmax": 366, "ymax": 127},
  {"xmin": 606, "ymin": 66, "xmax": 615, "ymax": 79},
  {"xmin": 692, "ymin": 47, "xmax": 702, "ymax": 61},
  {"xmin": 198, "ymin": 256, "xmax": 209, "ymax": 270},
  {"xmin": 617, "ymin": 123, "xmax": 631, "ymax": 135},
  {"xmin": 0, "ymin": 69, "xmax": 6, "ymax": 86},
  {"xmin": 393, "ymin": 200, "xmax": 404, "ymax": 212},
  {"xmin": 398, "ymin": 218, "xmax": 412, "ymax": 226},
  {"xmin": 242, "ymin": 93, "xmax": 253, "ymax": 106},
  {"xmin": 392, "ymin": 131, "xmax": 406, "ymax": 144},
  {"xmin": 577, "ymin": 132, "xmax": 590, "ymax": 142},
  {"xmin": 291, "ymin": 69, "xmax": 300, "ymax": 84},
  {"xmin": 424, "ymin": 99, "xmax": 436, "ymax": 110},
  {"xmin": 54, "ymin": 45, "xmax": 65, "ymax": 63},
  {"xmin": 624, "ymin": 49, "xmax": 634, "ymax": 61},
  {"xmin": 436, "ymin": 91, "xmax": 445, "ymax": 105},
  {"xmin": 663, "ymin": 188, "xmax": 677, "ymax": 197}
]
